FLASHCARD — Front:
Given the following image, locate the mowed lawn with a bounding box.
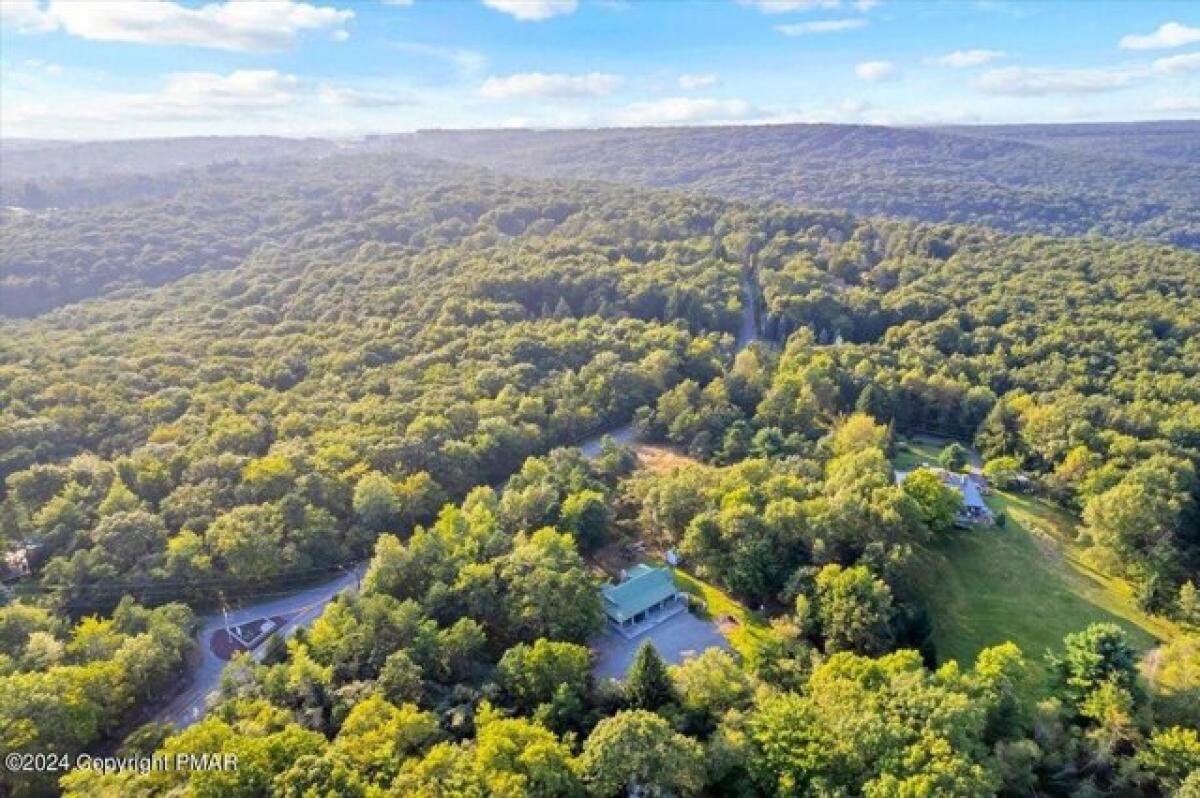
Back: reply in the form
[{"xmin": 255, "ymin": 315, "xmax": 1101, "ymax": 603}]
[
  {"xmin": 895, "ymin": 438, "xmax": 1178, "ymax": 672},
  {"xmin": 672, "ymin": 568, "xmax": 771, "ymax": 660},
  {"xmin": 913, "ymin": 489, "xmax": 1179, "ymax": 672}
]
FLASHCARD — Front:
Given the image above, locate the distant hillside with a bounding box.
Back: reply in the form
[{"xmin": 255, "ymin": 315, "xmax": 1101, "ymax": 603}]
[
  {"xmin": 0, "ymin": 136, "xmax": 340, "ymax": 209},
  {"xmin": 0, "ymin": 152, "xmax": 414, "ymax": 315},
  {"xmin": 399, "ymin": 122, "xmax": 1200, "ymax": 248}
]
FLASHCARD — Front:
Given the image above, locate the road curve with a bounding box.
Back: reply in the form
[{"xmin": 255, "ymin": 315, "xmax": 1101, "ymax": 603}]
[
  {"xmin": 155, "ymin": 565, "xmax": 364, "ymax": 728},
  {"xmin": 155, "ymin": 269, "xmax": 762, "ymax": 729}
]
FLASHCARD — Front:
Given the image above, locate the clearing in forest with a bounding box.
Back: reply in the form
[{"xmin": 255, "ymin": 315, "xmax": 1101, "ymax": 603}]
[{"xmin": 911, "ymin": 485, "xmax": 1178, "ymax": 673}]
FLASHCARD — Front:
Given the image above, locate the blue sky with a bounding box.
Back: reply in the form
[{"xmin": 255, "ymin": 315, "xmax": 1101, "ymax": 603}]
[{"xmin": 1, "ymin": 0, "xmax": 1197, "ymax": 139}]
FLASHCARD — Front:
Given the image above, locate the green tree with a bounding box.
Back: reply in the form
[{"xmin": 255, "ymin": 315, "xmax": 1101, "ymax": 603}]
[
  {"xmin": 378, "ymin": 649, "xmax": 425, "ymax": 706},
  {"xmin": 625, "ymin": 642, "xmax": 676, "ymax": 711},
  {"xmin": 1179, "ymin": 582, "xmax": 1200, "ymax": 626},
  {"xmin": 1050, "ymin": 623, "xmax": 1141, "ymax": 715},
  {"xmin": 91, "ymin": 510, "xmax": 168, "ymax": 565},
  {"xmin": 473, "ymin": 705, "xmax": 584, "ymax": 797},
  {"xmin": 938, "ymin": 443, "xmax": 970, "ymax": 472},
  {"xmin": 670, "ymin": 647, "xmax": 752, "ymax": 729},
  {"xmin": 1138, "ymin": 727, "xmax": 1200, "ymax": 792},
  {"xmin": 497, "ymin": 638, "xmax": 591, "ymax": 714},
  {"xmin": 500, "ymin": 528, "xmax": 604, "ymax": 645},
  {"xmin": 813, "ymin": 563, "xmax": 895, "ymax": 655},
  {"xmin": 830, "ymin": 413, "xmax": 890, "ymax": 456},
  {"xmin": 559, "ymin": 490, "xmax": 611, "ymax": 553},
  {"xmin": 579, "ymin": 710, "xmax": 706, "ymax": 797},
  {"xmin": 902, "ymin": 469, "xmax": 963, "ymax": 535},
  {"xmin": 97, "ymin": 479, "xmax": 141, "ymax": 516},
  {"xmin": 748, "ymin": 650, "xmax": 999, "ymax": 796},
  {"xmin": 274, "ymin": 753, "xmax": 368, "ymax": 798},
  {"xmin": 331, "ymin": 694, "xmax": 440, "ymax": 786},
  {"xmin": 981, "ymin": 456, "xmax": 1021, "ymax": 490},
  {"xmin": 353, "ymin": 471, "xmax": 400, "ymax": 534}
]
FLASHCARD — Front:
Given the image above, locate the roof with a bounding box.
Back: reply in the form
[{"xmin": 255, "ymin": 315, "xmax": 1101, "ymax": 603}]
[{"xmin": 601, "ymin": 564, "xmax": 677, "ymax": 623}]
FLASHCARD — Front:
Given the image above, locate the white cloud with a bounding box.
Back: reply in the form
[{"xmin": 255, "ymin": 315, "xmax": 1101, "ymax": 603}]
[
  {"xmin": 317, "ymin": 84, "xmax": 414, "ymax": 107},
  {"xmin": 776, "ymin": 18, "xmax": 865, "ymax": 35},
  {"xmin": 1119, "ymin": 21, "xmax": 1200, "ymax": 51},
  {"xmin": 22, "ymin": 58, "xmax": 64, "ymax": 76},
  {"xmin": 481, "ymin": 0, "xmax": 577, "ymax": 21},
  {"xmin": 678, "ymin": 73, "xmax": 720, "ymax": 90},
  {"xmin": 1152, "ymin": 52, "xmax": 1200, "ymax": 75},
  {"xmin": 738, "ymin": 0, "xmax": 840, "ymax": 13},
  {"xmin": 5, "ymin": 1, "xmax": 354, "ymax": 52},
  {"xmin": 479, "ymin": 72, "xmax": 621, "ymax": 99},
  {"xmin": 7, "ymin": 70, "xmax": 302, "ymax": 128},
  {"xmin": 978, "ymin": 66, "xmax": 1132, "ymax": 95},
  {"xmin": 855, "ymin": 60, "xmax": 896, "ymax": 81},
  {"xmin": 1152, "ymin": 94, "xmax": 1200, "ymax": 112},
  {"xmin": 392, "ymin": 42, "xmax": 487, "ymax": 75},
  {"xmin": 853, "ymin": 0, "xmax": 880, "ymax": 10},
  {"xmin": 0, "ymin": 1, "xmax": 57, "ymax": 32},
  {"xmin": 926, "ymin": 49, "xmax": 1005, "ymax": 68},
  {"xmin": 148, "ymin": 70, "xmax": 301, "ymax": 115},
  {"xmin": 613, "ymin": 96, "xmax": 755, "ymax": 125},
  {"xmin": 381, "ymin": 0, "xmax": 413, "ymax": 5}
]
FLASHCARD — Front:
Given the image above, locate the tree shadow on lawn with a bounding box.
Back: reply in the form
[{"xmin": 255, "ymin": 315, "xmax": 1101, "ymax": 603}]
[{"xmin": 915, "ymin": 491, "xmax": 1175, "ymax": 677}]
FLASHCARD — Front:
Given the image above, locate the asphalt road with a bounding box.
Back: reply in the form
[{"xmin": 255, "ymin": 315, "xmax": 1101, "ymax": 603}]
[
  {"xmin": 154, "ymin": 269, "xmax": 763, "ymax": 729},
  {"xmin": 154, "ymin": 565, "xmax": 363, "ymax": 728}
]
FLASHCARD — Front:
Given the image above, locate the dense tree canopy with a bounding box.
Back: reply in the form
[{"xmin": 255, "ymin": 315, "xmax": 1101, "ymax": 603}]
[{"xmin": 1, "ymin": 131, "xmax": 1198, "ymax": 797}]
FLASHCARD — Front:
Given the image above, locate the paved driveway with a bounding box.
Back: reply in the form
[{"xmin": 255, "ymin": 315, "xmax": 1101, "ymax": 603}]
[{"xmin": 592, "ymin": 610, "xmax": 731, "ymax": 681}]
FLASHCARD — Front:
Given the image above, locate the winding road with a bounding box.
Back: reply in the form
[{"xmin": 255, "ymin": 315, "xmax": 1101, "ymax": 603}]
[
  {"xmin": 155, "ymin": 566, "xmax": 363, "ymax": 728},
  {"xmin": 157, "ymin": 267, "xmax": 763, "ymax": 729}
]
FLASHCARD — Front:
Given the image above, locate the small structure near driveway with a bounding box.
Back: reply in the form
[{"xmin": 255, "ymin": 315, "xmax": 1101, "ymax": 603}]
[
  {"xmin": 211, "ymin": 616, "xmax": 286, "ymax": 660},
  {"xmin": 601, "ymin": 563, "xmax": 685, "ymax": 639}
]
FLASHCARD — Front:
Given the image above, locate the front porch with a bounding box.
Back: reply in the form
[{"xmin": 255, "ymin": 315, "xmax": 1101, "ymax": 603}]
[{"xmin": 609, "ymin": 592, "xmax": 686, "ymax": 639}]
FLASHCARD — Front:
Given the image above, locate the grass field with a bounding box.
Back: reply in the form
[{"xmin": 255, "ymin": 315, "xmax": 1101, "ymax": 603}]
[
  {"xmin": 672, "ymin": 568, "xmax": 771, "ymax": 660},
  {"xmin": 634, "ymin": 443, "xmax": 701, "ymax": 474},
  {"xmin": 899, "ymin": 442, "xmax": 1179, "ymax": 673},
  {"xmin": 893, "ymin": 439, "xmax": 946, "ymax": 471}
]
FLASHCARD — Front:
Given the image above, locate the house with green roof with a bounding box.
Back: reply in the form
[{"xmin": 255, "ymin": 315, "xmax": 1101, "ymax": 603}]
[{"xmin": 601, "ymin": 563, "xmax": 684, "ymax": 638}]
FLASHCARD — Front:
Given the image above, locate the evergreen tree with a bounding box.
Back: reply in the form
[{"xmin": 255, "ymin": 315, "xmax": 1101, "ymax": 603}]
[
  {"xmin": 1178, "ymin": 581, "xmax": 1200, "ymax": 626},
  {"xmin": 261, "ymin": 632, "xmax": 289, "ymax": 665},
  {"xmin": 625, "ymin": 642, "xmax": 676, "ymax": 710}
]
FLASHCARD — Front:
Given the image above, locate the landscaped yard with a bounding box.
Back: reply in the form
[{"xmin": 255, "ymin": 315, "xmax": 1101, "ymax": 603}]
[
  {"xmin": 672, "ymin": 568, "xmax": 771, "ymax": 660},
  {"xmin": 896, "ymin": 436, "xmax": 1178, "ymax": 674},
  {"xmin": 892, "ymin": 439, "xmax": 946, "ymax": 471}
]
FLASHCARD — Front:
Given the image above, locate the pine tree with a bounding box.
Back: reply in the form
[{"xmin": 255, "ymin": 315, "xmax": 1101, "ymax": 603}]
[
  {"xmin": 261, "ymin": 632, "xmax": 288, "ymax": 665},
  {"xmin": 1179, "ymin": 581, "xmax": 1200, "ymax": 626},
  {"xmin": 625, "ymin": 642, "xmax": 676, "ymax": 710}
]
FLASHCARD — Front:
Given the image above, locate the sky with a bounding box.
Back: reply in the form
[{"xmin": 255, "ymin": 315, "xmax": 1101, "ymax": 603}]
[{"xmin": 1, "ymin": 0, "xmax": 1198, "ymax": 140}]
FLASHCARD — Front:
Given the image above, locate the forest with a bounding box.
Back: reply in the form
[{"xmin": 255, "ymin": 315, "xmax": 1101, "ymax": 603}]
[
  {"xmin": 0, "ymin": 138, "xmax": 1197, "ymax": 797},
  {"xmin": 400, "ymin": 122, "xmax": 1200, "ymax": 249}
]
